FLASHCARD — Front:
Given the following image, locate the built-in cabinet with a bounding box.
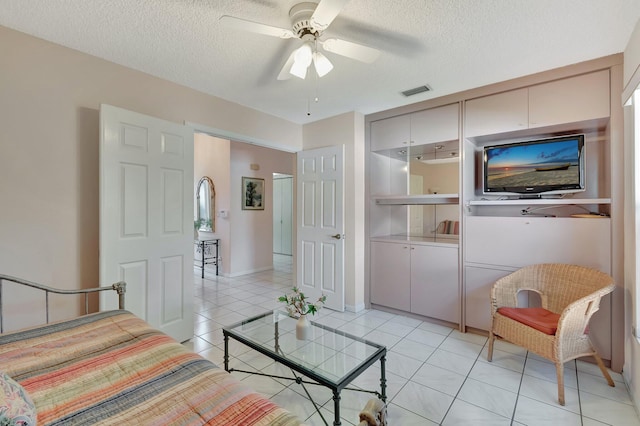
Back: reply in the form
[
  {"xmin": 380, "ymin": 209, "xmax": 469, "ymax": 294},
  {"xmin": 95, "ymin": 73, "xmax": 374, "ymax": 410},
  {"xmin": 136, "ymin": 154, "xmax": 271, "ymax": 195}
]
[
  {"xmin": 465, "ymin": 70, "xmax": 610, "ymax": 137},
  {"xmin": 367, "ymin": 64, "xmax": 621, "ymax": 368},
  {"xmin": 370, "ymin": 239, "xmax": 459, "ymax": 323},
  {"xmin": 370, "ymin": 103, "xmax": 459, "ymax": 151},
  {"xmin": 369, "ymin": 103, "xmax": 461, "ymax": 325}
]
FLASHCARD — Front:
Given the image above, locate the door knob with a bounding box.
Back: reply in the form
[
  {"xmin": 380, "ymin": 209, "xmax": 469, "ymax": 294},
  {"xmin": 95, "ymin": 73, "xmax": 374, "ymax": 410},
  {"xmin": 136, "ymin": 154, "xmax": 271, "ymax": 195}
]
[{"xmin": 331, "ymin": 234, "xmax": 342, "ymax": 240}]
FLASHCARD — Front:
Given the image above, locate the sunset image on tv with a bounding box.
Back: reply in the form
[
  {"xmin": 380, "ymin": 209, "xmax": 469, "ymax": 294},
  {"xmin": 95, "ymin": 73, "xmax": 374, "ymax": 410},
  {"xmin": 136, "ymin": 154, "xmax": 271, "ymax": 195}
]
[{"xmin": 486, "ymin": 139, "xmax": 581, "ymax": 190}]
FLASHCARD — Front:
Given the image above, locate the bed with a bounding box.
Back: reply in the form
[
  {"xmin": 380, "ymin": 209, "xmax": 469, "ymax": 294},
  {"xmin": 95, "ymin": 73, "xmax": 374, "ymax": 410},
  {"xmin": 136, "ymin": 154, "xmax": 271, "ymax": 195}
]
[{"xmin": 0, "ymin": 275, "xmax": 303, "ymax": 426}]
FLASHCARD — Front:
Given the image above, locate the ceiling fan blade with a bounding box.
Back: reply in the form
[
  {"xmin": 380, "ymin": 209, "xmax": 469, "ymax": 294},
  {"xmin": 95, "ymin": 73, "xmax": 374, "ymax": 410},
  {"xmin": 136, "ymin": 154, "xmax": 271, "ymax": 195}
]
[
  {"xmin": 310, "ymin": 0, "xmax": 349, "ymax": 30},
  {"xmin": 219, "ymin": 15, "xmax": 295, "ymax": 39},
  {"xmin": 277, "ymin": 50, "xmax": 297, "ymax": 80},
  {"xmin": 321, "ymin": 38, "xmax": 381, "ymax": 63}
]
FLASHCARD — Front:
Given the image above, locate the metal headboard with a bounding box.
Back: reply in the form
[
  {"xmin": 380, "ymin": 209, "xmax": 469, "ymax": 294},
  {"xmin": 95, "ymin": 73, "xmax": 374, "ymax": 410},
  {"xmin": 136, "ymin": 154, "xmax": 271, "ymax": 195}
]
[{"xmin": 0, "ymin": 274, "xmax": 126, "ymax": 333}]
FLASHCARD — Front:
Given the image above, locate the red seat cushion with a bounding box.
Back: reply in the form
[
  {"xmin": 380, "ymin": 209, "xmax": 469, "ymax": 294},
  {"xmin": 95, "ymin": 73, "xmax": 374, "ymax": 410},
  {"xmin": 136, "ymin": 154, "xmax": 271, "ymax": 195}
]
[{"xmin": 497, "ymin": 307, "xmax": 560, "ymax": 335}]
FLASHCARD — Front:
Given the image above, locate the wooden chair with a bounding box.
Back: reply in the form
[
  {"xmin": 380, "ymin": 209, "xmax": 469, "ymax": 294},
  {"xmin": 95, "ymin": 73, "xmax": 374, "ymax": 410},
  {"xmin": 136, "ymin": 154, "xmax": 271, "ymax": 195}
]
[{"xmin": 487, "ymin": 263, "xmax": 615, "ymax": 405}]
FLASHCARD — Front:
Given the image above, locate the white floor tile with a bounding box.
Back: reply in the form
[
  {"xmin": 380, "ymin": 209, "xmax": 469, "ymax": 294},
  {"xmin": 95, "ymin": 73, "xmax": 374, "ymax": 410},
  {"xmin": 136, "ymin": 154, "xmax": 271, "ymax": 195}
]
[
  {"xmin": 442, "ymin": 398, "xmax": 511, "ymax": 425},
  {"xmin": 456, "ymin": 377, "xmax": 517, "ymax": 419},
  {"xmin": 348, "ymin": 364, "xmax": 407, "ymax": 401},
  {"xmin": 392, "ymin": 380, "xmax": 454, "ymax": 424},
  {"xmin": 376, "ymin": 320, "xmax": 415, "ymax": 337},
  {"xmin": 405, "ymin": 327, "xmax": 448, "ymax": 347},
  {"xmin": 385, "ymin": 403, "xmax": 438, "ymax": 425},
  {"xmin": 383, "ymin": 351, "xmax": 423, "ymax": 379},
  {"xmin": 426, "ymin": 348, "xmax": 476, "ymax": 376},
  {"xmin": 448, "ymin": 329, "xmax": 488, "ymax": 346},
  {"xmin": 468, "ymin": 361, "xmax": 523, "ymax": 393},
  {"xmin": 519, "ymin": 373, "xmax": 580, "ymax": 413},
  {"xmin": 416, "ymin": 321, "xmax": 455, "ymax": 336},
  {"xmin": 576, "ymin": 359, "xmax": 624, "ymax": 383},
  {"xmin": 577, "ymin": 370, "xmax": 631, "ymax": 403},
  {"xmin": 387, "ymin": 314, "xmax": 423, "ymax": 328},
  {"xmin": 390, "ymin": 338, "xmax": 436, "ymax": 362},
  {"xmin": 514, "ymin": 395, "xmax": 582, "ymax": 426},
  {"xmin": 362, "ymin": 329, "xmax": 402, "ymax": 348},
  {"xmin": 523, "ymin": 357, "xmax": 578, "ymax": 389},
  {"xmin": 580, "ymin": 388, "xmax": 640, "ymax": 425},
  {"xmin": 411, "ymin": 363, "xmax": 466, "ymax": 396},
  {"xmin": 438, "ymin": 335, "xmax": 485, "ymax": 359},
  {"xmin": 478, "ymin": 346, "xmax": 527, "ymax": 373}
]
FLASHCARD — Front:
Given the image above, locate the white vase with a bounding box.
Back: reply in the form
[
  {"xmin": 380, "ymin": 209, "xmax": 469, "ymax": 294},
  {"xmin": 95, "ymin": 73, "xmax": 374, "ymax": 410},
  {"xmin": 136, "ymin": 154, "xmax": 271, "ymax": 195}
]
[{"xmin": 296, "ymin": 314, "xmax": 310, "ymax": 340}]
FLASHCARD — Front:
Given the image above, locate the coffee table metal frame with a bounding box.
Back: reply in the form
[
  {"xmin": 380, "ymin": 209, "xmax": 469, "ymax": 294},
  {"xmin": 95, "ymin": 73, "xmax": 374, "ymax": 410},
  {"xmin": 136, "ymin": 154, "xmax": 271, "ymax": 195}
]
[{"xmin": 223, "ymin": 310, "xmax": 387, "ymax": 426}]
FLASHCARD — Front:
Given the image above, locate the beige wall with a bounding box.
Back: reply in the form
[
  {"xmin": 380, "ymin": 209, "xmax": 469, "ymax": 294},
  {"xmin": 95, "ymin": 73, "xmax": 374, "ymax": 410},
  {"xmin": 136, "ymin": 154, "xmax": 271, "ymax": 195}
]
[
  {"xmin": 0, "ymin": 25, "xmax": 302, "ymax": 329},
  {"xmin": 302, "ymin": 112, "xmax": 367, "ymax": 311},
  {"xmin": 229, "ymin": 142, "xmax": 295, "ymax": 276}
]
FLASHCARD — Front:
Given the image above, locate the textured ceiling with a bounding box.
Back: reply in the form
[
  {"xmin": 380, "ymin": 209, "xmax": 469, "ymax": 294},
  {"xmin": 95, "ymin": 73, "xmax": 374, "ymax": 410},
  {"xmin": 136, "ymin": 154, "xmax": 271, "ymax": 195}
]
[{"xmin": 1, "ymin": 1, "xmax": 639, "ymax": 125}]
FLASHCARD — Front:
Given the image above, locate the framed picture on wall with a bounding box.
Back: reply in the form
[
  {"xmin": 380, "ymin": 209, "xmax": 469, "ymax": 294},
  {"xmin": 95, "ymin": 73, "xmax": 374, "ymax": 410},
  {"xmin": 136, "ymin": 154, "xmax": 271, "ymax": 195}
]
[{"xmin": 242, "ymin": 177, "xmax": 265, "ymax": 210}]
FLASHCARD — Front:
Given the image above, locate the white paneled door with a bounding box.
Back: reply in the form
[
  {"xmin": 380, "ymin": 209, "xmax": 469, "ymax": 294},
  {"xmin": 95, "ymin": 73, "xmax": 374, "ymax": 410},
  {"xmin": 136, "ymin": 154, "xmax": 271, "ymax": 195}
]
[
  {"xmin": 99, "ymin": 104, "xmax": 194, "ymax": 342},
  {"xmin": 297, "ymin": 146, "xmax": 344, "ymax": 311}
]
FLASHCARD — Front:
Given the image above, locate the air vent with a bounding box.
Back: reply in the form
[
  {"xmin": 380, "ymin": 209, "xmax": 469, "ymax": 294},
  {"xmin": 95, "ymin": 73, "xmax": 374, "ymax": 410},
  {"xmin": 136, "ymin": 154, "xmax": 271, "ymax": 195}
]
[{"xmin": 401, "ymin": 85, "xmax": 431, "ymax": 97}]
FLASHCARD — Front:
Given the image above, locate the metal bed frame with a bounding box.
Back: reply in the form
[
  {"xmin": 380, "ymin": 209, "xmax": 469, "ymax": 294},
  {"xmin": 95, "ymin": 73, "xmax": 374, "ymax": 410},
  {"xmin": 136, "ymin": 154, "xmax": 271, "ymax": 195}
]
[{"xmin": 0, "ymin": 274, "xmax": 126, "ymax": 333}]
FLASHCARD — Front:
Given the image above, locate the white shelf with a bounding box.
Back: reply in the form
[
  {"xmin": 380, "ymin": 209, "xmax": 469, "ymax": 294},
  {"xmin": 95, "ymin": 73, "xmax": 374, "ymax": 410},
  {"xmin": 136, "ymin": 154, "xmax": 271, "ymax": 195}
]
[
  {"xmin": 370, "ymin": 234, "xmax": 459, "ymax": 246},
  {"xmin": 467, "ymin": 197, "xmax": 610, "ymax": 206},
  {"xmin": 373, "ymin": 194, "xmax": 459, "ymax": 205}
]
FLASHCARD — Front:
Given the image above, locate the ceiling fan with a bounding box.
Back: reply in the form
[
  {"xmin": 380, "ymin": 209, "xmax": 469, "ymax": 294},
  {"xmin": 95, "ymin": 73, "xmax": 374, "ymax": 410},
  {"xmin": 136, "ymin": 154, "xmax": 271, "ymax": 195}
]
[{"xmin": 220, "ymin": 0, "xmax": 381, "ymax": 80}]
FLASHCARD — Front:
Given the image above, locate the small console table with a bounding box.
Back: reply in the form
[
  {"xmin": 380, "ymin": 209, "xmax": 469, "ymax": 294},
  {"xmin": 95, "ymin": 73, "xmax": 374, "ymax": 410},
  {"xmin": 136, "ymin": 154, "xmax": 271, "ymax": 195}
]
[{"xmin": 194, "ymin": 239, "xmax": 219, "ymax": 278}]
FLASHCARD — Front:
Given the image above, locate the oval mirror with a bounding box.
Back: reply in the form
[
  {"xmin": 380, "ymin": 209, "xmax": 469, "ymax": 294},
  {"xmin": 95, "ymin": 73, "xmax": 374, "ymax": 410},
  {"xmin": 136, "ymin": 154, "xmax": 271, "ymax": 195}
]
[{"xmin": 196, "ymin": 176, "xmax": 215, "ymax": 232}]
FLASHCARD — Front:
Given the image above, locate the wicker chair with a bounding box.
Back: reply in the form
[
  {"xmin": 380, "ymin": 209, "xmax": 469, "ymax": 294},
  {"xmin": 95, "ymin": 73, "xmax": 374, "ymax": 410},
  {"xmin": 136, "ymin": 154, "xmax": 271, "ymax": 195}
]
[{"xmin": 487, "ymin": 263, "xmax": 615, "ymax": 406}]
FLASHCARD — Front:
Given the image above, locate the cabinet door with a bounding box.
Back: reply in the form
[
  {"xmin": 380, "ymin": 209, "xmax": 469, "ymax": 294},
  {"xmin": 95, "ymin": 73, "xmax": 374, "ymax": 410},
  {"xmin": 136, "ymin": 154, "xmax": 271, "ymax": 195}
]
[
  {"xmin": 370, "ymin": 115, "xmax": 411, "ymax": 151},
  {"xmin": 410, "ymin": 245, "xmax": 459, "ymax": 323},
  {"xmin": 464, "ymin": 88, "xmax": 528, "ymax": 137},
  {"xmin": 465, "ymin": 216, "xmax": 611, "ymax": 272},
  {"xmin": 410, "ymin": 104, "xmax": 459, "ymax": 146},
  {"xmin": 529, "ymin": 70, "xmax": 610, "ymax": 128},
  {"xmin": 370, "ymin": 241, "xmax": 411, "ymax": 311},
  {"xmin": 464, "ymin": 265, "xmax": 514, "ymax": 330}
]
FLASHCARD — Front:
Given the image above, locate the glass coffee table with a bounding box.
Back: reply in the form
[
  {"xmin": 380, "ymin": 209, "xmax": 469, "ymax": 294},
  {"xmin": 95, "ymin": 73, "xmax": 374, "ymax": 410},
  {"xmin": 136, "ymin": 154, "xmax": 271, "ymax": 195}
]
[{"xmin": 223, "ymin": 310, "xmax": 387, "ymax": 426}]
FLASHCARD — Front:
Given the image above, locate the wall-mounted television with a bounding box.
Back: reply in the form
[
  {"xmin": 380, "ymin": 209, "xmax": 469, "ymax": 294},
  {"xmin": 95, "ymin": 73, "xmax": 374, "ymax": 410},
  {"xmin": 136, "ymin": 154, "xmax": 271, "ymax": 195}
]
[{"xmin": 483, "ymin": 134, "xmax": 585, "ymax": 196}]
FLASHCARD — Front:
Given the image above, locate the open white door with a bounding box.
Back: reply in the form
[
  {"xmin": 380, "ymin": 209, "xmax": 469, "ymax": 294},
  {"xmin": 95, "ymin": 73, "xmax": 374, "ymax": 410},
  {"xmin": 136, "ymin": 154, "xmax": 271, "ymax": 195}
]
[
  {"xmin": 99, "ymin": 104, "xmax": 194, "ymax": 342},
  {"xmin": 297, "ymin": 145, "xmax": 344, "ymax": 311}
]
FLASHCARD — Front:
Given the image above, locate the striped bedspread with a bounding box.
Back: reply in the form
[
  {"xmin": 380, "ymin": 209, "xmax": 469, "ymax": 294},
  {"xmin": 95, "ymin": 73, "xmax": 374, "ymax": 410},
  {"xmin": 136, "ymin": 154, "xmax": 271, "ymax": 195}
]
[{"xmin": 0, "ymin": 310, "xmax": 302, "ymax": 426}]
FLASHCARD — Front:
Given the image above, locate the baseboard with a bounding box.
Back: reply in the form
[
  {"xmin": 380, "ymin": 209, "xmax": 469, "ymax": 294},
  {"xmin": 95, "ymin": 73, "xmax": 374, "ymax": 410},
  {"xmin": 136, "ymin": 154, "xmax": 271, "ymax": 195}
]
[{"xmin": 227, "ymin": 266, "xmax": 272, "ymax": 278}]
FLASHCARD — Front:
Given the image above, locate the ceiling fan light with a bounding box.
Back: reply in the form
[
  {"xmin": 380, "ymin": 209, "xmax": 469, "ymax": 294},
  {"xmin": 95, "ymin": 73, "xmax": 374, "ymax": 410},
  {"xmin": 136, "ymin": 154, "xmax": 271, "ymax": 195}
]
[
  {"xmin": 290, "ymin": 60, "xmax": 308, "ymax": 79},
  {"xmin": 294, "ymin": 43, "xmax": 313, "ymax": 66},
  {"xmin": 313, "ymin": 51, "xmax": 333, "ymax": 77}
]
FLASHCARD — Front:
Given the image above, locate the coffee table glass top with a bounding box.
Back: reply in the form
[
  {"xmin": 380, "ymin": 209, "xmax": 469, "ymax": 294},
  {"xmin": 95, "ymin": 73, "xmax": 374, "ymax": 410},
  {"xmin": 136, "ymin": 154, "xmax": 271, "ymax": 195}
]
[{"xmin": 224, "ymin": 310, "xmax": 386, "ymax": 388}]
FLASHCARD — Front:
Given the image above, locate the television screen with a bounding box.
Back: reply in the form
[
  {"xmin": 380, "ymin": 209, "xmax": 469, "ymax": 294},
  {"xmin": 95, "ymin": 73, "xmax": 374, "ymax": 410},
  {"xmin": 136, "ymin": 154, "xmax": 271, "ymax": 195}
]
[{"xmin": 483, "ymin": 135, "xmax": 585, "ymax": 195}]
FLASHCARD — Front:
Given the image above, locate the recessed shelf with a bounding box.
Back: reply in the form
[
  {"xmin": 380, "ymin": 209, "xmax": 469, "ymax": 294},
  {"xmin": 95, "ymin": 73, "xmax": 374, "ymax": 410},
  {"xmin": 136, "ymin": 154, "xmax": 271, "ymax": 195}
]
[
  {"xmin": 467, "ymin": 198, "xmax": 610, "ymax": 206},
  {"xmin": 373, "ymin": 194, "xmax": 459, "ymax": 205}
]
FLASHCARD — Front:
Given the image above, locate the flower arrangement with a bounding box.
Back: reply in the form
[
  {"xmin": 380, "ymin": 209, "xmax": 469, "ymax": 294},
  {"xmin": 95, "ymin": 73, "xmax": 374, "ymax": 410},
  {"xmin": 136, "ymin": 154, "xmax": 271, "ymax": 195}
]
[{"xmin": 278, "ymin": 287, "xmax": 327, "ymax": 317}]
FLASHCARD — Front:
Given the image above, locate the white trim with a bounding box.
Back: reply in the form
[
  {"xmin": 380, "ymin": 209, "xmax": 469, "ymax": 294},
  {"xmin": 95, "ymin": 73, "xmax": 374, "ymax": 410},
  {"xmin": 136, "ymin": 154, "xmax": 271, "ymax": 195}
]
[{"xmin": 185, "ymin": 121, "xmax": 299, "ymax": 153}]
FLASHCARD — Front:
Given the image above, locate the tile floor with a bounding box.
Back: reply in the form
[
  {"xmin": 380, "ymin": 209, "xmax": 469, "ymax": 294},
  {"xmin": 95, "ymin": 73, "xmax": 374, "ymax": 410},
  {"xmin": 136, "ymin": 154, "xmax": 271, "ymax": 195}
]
[{"xmin": 186, "ymin": 255, "xmax": 640, "ymax": 425}]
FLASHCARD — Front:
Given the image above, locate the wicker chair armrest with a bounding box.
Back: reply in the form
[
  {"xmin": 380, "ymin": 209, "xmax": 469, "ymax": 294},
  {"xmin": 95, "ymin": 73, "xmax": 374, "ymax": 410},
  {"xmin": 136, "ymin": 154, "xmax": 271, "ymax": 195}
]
[{"xmin": 556, "ymin": 283, "xmax": 615, "ymax": 340}]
